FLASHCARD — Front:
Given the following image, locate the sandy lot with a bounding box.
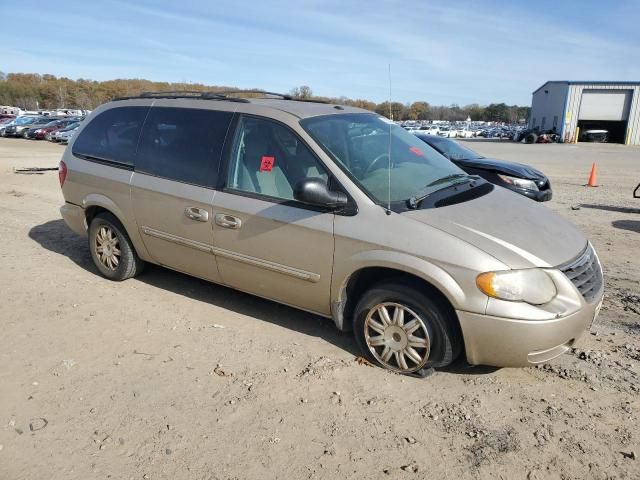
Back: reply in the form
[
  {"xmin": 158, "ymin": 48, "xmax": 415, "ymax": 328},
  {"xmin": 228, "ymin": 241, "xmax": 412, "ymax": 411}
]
[{"xmin": 0, "ymin": 137, "xmax": 638, "ymax": 479}]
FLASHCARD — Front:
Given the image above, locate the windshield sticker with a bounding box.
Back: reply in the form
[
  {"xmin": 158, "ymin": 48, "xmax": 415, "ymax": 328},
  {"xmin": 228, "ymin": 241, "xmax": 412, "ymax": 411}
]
[
  {"xmin": 260, "ymin": 156, "xmax": 275, "ymax": 172},
  {"xmin": 409, "ymin": 146, "xmax": 424, "ymax": 157}
]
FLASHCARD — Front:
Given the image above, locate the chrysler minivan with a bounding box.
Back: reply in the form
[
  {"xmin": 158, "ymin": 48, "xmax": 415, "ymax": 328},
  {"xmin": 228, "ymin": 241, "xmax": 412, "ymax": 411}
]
[{"xmin": 59, "ymin": 91, "xmax": 604, "ymax": 375}]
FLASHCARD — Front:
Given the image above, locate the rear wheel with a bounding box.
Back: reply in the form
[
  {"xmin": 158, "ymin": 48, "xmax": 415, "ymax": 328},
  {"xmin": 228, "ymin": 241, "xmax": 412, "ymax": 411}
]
[
  {"xmin": 353, "ymin": 282, "xmax": 460, "ymax": 374},
  {"xmin": 88, "ymin": 212, "xmax": 144, "ymax": 281}
]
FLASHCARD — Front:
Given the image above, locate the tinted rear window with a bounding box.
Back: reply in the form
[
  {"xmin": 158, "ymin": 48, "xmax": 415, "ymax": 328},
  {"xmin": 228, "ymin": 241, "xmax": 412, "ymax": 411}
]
[
  {"xmin": 73, "ymin": 106, "xmax": 148, "ymax": 166},
  {"xmin": 135, "ymin": 107, "xmax": 233, "ymax": 188}
]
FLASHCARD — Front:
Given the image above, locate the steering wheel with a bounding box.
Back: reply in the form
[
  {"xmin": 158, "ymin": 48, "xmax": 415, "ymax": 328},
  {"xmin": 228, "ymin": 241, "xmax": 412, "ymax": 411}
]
[{"xmin": 365, "ymin": 153, "xmax": 391, "ymax": 175}]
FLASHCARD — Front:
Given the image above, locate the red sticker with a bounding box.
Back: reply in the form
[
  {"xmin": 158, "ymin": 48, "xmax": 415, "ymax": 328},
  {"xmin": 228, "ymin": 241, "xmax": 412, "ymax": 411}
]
[
  {"xmin": 409, "ymin": 146, "xmax": 424, "ymax": 157},
  {"xmin": 260, "ymin": 156, "xmax": 275, "ymax": 172}
]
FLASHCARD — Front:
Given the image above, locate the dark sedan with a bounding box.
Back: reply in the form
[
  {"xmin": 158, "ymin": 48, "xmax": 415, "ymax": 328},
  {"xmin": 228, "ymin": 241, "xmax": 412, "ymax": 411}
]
[
  {"xmin": 3, "ymin": 116, "xmax": 41, "ymax": 137},
  {"xmin": 415, "ymin": 134, "xmax": 552, "ymax": 202}
]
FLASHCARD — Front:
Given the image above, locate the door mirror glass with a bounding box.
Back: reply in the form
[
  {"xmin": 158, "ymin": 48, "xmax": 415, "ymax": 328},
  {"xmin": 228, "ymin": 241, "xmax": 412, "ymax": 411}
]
[{"xmin": 294, "ymin": 178, "xmax": 348, "ymax": 208}]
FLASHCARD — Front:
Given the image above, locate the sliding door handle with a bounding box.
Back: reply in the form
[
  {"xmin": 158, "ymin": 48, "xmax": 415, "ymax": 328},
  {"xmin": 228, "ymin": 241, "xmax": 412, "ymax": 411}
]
[{"xmin": 185, "ymin": 207, "xmax": 209, "ymax": 222}]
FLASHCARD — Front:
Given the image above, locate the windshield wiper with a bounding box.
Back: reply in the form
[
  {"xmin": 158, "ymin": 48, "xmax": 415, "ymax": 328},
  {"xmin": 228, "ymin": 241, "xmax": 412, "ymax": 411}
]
[{"xmin": 407, "ymin": 173, "xmax": 478, "ymax": 209}]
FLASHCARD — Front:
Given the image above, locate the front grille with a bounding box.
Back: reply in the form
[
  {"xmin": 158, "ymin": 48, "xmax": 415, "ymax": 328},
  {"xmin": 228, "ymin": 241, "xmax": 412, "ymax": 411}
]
[{"xmin": 559, "ymin": 244, "xmax": 603, "ymax": 302}]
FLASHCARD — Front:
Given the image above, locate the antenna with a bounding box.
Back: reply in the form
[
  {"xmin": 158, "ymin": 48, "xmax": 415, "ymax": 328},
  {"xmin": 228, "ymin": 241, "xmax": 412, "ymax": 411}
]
[{"xmin": 386, "ymin": 64, "xmax": 392, "ymax": 215}]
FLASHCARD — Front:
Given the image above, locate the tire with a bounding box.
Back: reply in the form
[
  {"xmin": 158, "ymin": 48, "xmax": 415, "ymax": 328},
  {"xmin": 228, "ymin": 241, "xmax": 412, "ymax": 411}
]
[
  {"xmin": 353, "ymin": 282, "xmax": 461, "ymax": 374},
  {"xmin": 88, "ymin": 212, "xmax": 144, "ymax": 281},
  {"xmin": 524, "ymin": 133, "xmax": 537, "ymax": 144}
]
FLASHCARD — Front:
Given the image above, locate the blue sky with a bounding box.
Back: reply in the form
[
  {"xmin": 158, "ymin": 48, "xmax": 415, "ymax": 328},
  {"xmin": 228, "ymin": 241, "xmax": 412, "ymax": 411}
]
[{"xmin": 1, "ymin": 0, "xmax": 639, "ymax": 105}]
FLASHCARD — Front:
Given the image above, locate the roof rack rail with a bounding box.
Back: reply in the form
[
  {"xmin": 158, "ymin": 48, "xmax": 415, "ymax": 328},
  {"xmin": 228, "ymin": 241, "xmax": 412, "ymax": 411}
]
[
  {"xmin": 113, "ymin": 90, "xmax": 250, "ymax": 102},
  {"xmin": 215, "ymin": 89, "xmax": 329, "ymax": 104},
  {"xmin": 113, "ymin": 89, "xmax": 329, "ymax": 104}
]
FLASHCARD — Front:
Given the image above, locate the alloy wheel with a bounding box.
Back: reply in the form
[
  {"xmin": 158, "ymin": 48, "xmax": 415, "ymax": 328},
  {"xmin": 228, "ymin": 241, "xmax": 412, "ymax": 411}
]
[
  {"xmin": 94, "ymin": 225, "xmax": 121, "ymax": 271},
  {"xmin": 364, "ymin": 302, "xmax": 431, "ymax": 373}
]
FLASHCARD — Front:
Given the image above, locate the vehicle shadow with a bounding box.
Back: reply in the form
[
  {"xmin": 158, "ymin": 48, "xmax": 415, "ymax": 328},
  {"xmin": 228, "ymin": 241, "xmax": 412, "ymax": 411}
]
[
  {"xmin": 612, "ymin": 219, "xmax": 640, "ymax": 233},
  {"xmin": 28, "ymin": 219, "xmax": 359, "ymax": 356},
  {"xmin": 580, "ymin": 203, "xmax": 640, "ymax": 215},
  {"xmin": 440, "ymin": 361, "xmax": 499, "ymax": 375},
  {"xmin": 29, "ymin": 219, "xmax": 494, "ymax": 376},
  {"xmin": 29, "ymin": 218, "xmax": 95, "ymax": 270}
]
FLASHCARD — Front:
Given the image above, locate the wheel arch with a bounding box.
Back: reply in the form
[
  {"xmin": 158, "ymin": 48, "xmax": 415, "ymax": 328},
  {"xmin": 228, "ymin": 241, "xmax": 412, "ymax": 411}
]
[
  {"xmin": 331, "ymin": 252, "xmax": 465, "ymax": 336},
  {"xmin": 83, "ymin": 194, "xmax": 152, "ymax": 262}
]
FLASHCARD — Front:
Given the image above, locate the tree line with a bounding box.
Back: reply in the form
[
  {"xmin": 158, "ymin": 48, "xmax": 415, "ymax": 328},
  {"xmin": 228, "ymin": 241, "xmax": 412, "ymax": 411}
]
[{"xmin": 0, "ymin": 73, "xmax": 529, "ymax": 123}]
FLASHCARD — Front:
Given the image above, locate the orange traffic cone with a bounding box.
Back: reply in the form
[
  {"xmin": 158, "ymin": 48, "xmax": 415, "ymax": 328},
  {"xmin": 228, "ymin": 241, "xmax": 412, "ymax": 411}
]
[{"xmin": 586, "ymin": 162, "xmax": 598, "ymax": 187}]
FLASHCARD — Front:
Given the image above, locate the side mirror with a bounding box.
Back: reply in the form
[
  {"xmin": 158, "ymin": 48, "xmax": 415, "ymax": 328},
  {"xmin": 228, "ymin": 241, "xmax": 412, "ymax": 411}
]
[{"xmin": 294, "ymin": 178, "xmax": 348, "ymax": 208}]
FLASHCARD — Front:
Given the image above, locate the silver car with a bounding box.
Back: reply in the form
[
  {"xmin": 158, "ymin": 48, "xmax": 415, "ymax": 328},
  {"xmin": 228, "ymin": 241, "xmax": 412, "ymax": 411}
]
[{"xmin": 59, "ymin": 91, "xmax": 604, "ymax": 375}]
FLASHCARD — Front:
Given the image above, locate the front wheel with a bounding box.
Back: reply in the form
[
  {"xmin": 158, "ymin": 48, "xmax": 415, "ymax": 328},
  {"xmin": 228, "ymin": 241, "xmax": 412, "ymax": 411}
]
[{"xmin": 353, "ymin": 282, "xmax": 461, "ymax": 374}]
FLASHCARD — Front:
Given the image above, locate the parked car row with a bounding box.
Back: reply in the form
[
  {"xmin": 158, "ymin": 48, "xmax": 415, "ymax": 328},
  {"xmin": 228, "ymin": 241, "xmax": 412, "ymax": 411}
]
[
  {"xmin": 0, "ymin": 114, "xmax": 84, "ymax": 144},
  {"xmin": 479, "ymin": 125, "xmax": 527, "ymax": 139},
  {"xmin": 402, "ymin": 120, "xmax": 526, "ymax": 140},
  {"xmin": 405, "ymin": 124, "xmax": 476, "ymax": 138}
]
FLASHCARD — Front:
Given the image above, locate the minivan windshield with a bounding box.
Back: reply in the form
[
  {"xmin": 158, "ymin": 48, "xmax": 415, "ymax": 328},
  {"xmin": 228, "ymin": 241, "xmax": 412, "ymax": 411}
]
[{"xmin": 301, "ymin": 114, "xmax": 467, "ymax": 204}]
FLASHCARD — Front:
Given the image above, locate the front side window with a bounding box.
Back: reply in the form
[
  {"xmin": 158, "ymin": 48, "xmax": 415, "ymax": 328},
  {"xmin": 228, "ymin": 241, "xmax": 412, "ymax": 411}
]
[
  {"xmin": 301, "ymin": 114, "xmax": 465, "ymax": 204},
  {"xmin": 227, "ymin": 116, "xmax": 328, "ymax": 201},
  {"xmin": 73, "ymin": 106, "xmax": 148, "ymax": 166},
  {"xmin": 136, "ymin": 107, "xmax": 233, "ymax": 187}
]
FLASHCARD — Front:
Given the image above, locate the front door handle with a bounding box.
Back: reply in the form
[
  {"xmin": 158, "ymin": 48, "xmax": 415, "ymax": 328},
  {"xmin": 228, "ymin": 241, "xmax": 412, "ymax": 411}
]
[
  {"xmin": 185, "ymin": 207, "xmax": 209, "ymax": 222},
  {"xmin": 215, "ymin": 213, "xmax": 242, "ymax": 229}
]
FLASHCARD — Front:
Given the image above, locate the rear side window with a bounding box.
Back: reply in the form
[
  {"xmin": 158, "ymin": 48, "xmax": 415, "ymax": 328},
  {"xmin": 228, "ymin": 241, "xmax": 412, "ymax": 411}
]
[
  {"xmin": 136, "ymin": 107, "xmax": 233, "ymax": 188},
  {"xmin": 72, "ymin": 106, "xmax": 148, "ymax": 166}
]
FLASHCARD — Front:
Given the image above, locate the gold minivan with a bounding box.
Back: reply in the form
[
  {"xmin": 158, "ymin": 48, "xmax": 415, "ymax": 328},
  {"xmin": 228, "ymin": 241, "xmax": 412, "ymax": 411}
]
[{"xmin": 59, "ymin": 91, "xmax": 603, "ymax": 375}]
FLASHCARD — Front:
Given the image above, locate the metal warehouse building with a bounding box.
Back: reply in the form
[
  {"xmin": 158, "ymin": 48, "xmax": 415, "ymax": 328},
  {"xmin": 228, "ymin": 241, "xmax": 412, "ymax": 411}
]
[{"xmin": 529, "ymin": 81, "xmax": 640, "ymax": 144}]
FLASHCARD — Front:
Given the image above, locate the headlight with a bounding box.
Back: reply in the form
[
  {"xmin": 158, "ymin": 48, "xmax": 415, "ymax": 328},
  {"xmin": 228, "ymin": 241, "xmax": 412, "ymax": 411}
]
[
  {"xmin": 476, "ymin": 269, "xmax": 556, "ymax": 305},
  {"xmin": 497, "ymin": 174, "xmax": 539, "ymax": 191}
]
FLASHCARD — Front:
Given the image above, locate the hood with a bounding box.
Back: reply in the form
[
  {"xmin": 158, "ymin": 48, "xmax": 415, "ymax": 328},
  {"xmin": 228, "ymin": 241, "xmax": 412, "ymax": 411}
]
[
  {"xmin": 402, "ymin": 187, "xmax": 586, "ymax": 269},
  {"xmin": 454, "ymin": 157, "xmax": 547, "ymax": 181}
]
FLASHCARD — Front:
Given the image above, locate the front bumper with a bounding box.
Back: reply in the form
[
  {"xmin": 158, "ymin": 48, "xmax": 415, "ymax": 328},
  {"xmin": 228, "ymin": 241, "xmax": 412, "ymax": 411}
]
[
  {"xmin": 60, "ymin": 202, "xmax": 87, "ymax": 236},
  {"xmin": 457, "ymin": 295, "xmax": 602, "ymax": 367}
]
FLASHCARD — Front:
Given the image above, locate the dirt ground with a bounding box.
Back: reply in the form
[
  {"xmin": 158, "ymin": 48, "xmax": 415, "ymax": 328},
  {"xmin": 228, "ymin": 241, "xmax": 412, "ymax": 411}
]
[{"xmin": 0, "ymin": 137, "xmax": 638, "ymax": 480}]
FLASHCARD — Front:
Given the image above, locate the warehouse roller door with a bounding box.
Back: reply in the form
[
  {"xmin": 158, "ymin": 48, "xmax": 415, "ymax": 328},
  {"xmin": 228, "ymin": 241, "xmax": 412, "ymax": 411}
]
[{"xmin": 577, "ymin": 90, "xmax": 632, "ymax": 143}]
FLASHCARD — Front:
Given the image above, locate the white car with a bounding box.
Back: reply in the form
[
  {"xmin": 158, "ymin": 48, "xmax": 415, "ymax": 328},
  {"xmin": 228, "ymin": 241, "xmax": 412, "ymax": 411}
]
[
  {"xmin": 456, "ymin": 128, "xmax": 473, "ymax": 138},
  {"xmin": 438, "ymin": 127, "xmax": 457, "ymax": 138},
  {"xmin": 50, "ymin": 122, "xmax": 81, "ymax": 142},
  {"xmin": 57, "ymin": 129, "xmax": 77, "ymax": 144},
  {"xmin": 421, "ymin": 126, "xmax": 440, "ymax": 135}
]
